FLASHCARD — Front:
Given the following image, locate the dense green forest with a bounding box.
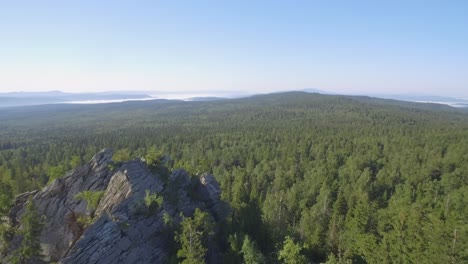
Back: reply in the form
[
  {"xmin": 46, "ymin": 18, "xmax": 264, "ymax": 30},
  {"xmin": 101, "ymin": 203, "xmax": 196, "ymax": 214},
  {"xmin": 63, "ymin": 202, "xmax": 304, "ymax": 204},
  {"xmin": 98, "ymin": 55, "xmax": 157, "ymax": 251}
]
[{"xmin": 0, "ymin": 92, "xmax": 467, "ymax": 263}]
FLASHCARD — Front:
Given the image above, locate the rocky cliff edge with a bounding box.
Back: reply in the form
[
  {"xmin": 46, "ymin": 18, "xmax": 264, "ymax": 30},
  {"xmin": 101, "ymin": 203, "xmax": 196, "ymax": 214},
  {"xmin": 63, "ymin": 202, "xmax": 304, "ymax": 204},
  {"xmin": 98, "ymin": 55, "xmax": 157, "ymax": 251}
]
[{"xmin": 5, "ymin": 149, "xmax": 229, "ymax": 263}]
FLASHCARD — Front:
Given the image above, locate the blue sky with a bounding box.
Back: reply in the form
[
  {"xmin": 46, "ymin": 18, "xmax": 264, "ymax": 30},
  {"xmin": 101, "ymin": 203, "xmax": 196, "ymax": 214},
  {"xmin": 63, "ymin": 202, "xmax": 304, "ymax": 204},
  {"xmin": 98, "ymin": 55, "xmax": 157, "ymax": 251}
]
[{"xmin": 0, "ymin": 0, "xmax": 467, "ymax": 97}]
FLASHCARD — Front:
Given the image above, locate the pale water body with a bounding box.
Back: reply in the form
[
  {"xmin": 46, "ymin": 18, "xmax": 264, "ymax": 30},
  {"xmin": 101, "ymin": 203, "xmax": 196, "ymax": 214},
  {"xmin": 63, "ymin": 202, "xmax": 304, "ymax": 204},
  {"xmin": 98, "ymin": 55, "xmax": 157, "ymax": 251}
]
[
  {"xmin": 415, "ymin": 101, "xmax": 468, "ymax": 108},
  {"xmin": 61, "ymin": 92, "xmax": 240, "ymax": 104},
  {"xmin": 60, "ymin": 94, "xmax": 468, "ymax": 108},
  {"xmin": 60, "ymin": 97, "xmax": 158, "ymax": 104}
]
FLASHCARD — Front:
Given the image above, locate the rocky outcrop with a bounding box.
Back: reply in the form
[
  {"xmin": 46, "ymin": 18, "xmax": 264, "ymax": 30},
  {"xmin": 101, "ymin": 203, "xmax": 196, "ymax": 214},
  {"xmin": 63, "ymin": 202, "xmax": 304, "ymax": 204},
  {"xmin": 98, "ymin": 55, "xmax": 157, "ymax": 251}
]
[{"xmin": 5, "ymin": 149, "xmax": 229, "ymax": 264}]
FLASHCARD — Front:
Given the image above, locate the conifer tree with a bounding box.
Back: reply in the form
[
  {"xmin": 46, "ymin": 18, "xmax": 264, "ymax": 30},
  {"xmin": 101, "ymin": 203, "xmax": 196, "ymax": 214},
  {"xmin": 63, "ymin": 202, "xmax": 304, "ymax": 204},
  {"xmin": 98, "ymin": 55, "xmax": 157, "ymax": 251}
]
[
  {"xmin": 278, "ymin": 236, "xmax": 307, "ymax": 264},
  {"xmin": 241, "ymin": 235, "xmax": 265, "ymax": 264},
  {"xmin": 176, "ymin": 208, "xmax": 213, "ymax": 264},
  {"xmin": 12, "ymin": 198, "xmax": 44, "ymax": 264}
]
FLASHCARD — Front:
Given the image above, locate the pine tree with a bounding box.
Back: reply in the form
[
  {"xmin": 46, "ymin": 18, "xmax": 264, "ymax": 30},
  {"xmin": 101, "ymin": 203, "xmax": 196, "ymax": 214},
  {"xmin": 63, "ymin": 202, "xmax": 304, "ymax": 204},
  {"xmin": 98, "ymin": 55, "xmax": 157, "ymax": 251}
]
[
  {"xmin": 241, "ymin": 235, "xmax": 265, "ymax": 264},
  {"xmin": 12, "ymin": 198, "xmax": 44, "ymax": 264},
  {"xmin": 278, "ymin": 236, "xmax": 307, "ymax": 264},
  {"xmin": 176, "ymin": 208, "xmax": 213, "ymax": 264},
  {"xmin": 0, "ymin": 180, "xmax": 13, "ymax": 216}
]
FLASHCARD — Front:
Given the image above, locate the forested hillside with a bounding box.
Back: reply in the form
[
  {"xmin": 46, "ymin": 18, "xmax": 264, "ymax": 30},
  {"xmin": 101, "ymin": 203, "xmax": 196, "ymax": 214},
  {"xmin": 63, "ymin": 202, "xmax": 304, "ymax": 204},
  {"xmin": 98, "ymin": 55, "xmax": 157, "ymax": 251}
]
[{"xmin": 1, "ymin": 92, "xmax": 467, "ymax": 263}]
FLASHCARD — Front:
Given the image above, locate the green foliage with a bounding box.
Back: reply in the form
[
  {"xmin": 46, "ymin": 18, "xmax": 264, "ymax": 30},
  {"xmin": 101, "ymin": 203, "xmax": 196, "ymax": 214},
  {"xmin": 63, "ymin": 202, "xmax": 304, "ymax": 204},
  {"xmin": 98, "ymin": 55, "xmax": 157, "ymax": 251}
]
[
  {"xmin": 278, "ymin": 236, "xmax": 307, "ymax": 264},
  {"xmin": 69, "ymin": 155, "xmax": 82, "ymax": 168},
  {"xmin": 325, "ymin": 253, "xmax": 352, "ymax": 264},
  {"xmin": 74, "ymin": 190, "xmax": 105, "ymax": 211},
  {"xmin": 241, "ymin": 235, "xmax": 266, "ymax": 264},
  {"xmin": 113, "ymin": 148, "xmax": 131, "ymax": 163},
  {"xmin": 76, "ymin": 215, "xmax": 95, "ymax": 228},
  {"xmin": 0, "ymin": 180, "xmax": 13, "ymax": 216},
  {"xmin": 0, "ymin": 224, "xmax": 15, "ymax": 255},
  {"xmin": 47, "ymin": 165, "xmax": 66, "ymax": 184},
  {"xmin": 163, "ymin": 212, "xmax": 173, "ymax": 227},
  {"xmin": 176, "ymin": 208, "xmax": 214, "ymax": 264},
  {"xmin": 225, "ymin": 232, "xmax": 244, "ymax": 263},
  {"xmin": 144, "ymin": 190, "xmax": 163, "ymax": 214},
  {"xmin": 11, "ymin": 198, "xmax": 44, "ymax": 264},
  {"xmin": 145, "ymin": 146, "xmax": 162, "ymax": 167},
  {"xmin": 107, "ymin": 162, "xmax": 117, "ymax": 171},
  {"xmin": 0, "ymin": 180, "xmax": 14, "ymax": 255}
]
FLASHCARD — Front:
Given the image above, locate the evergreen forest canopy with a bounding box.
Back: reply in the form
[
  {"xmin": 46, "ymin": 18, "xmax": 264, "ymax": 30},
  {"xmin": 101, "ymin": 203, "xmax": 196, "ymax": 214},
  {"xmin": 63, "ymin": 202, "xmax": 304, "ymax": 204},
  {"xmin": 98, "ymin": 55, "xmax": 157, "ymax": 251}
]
[{"xmin": 0, "ymin": 92, "xmax": 467, "ymax": 263}]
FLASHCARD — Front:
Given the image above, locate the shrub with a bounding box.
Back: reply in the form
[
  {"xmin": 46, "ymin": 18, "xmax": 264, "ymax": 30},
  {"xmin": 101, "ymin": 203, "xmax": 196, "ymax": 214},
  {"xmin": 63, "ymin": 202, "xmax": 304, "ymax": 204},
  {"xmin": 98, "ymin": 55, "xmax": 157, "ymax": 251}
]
[
  {"xmin": 144, "ymin": 190, "xmax": 163, "ymax": 214},
  {"xmin": 74, "ymin": 190, "xmax": 105, "ymax": 211}
]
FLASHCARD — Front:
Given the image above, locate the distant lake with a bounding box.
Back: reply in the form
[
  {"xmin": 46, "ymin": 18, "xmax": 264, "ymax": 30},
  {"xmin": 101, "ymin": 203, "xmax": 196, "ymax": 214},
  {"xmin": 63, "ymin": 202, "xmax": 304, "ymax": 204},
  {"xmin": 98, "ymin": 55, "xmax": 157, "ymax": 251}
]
[
  {"xmin": 415, "ymin": 101, "xmax": 468, "ymax": 108},
  {"xmin": 60, "ymin": 97, "xmax": 158, "ymax": 104},
  {"xmin": 60, "ymin": 95, "xmax": 468, "ymax": 108},
  {"xmin": 60, "ymin": 93, "xmax": 237, "ymax": 104}
]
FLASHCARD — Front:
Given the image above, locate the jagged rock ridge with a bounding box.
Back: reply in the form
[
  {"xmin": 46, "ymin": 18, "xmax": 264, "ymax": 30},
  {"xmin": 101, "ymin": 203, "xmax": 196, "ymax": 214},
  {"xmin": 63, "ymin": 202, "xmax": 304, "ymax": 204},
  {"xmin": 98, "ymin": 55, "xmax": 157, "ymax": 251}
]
[{"xmin": 5, "ymin": 149, "xmax": 229, "ymax": 263}]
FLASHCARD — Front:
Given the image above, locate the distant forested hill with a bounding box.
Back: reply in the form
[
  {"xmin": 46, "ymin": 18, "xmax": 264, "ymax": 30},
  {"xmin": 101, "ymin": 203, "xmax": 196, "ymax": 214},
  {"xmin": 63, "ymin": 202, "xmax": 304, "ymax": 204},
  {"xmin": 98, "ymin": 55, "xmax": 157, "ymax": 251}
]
[{"xmin": 0, "ymin": 92, "xmax": 467, "ymax": 263}]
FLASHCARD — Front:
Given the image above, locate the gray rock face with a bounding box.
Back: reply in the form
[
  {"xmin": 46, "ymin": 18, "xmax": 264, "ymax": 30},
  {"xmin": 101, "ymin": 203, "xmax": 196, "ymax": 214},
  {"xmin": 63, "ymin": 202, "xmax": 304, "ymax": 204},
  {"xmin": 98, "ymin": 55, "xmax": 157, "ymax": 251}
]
[{"xmin": 6, "ymin": 149, "xmax": 228, "ymax": 264}]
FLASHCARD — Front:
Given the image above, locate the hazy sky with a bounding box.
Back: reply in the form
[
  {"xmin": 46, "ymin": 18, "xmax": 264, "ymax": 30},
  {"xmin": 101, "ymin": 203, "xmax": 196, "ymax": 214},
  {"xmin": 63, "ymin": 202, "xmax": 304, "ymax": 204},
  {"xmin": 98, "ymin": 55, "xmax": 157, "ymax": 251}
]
[{"xmin": 0, "ymin": 0, "xmax": 467, "ymax": 97}]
